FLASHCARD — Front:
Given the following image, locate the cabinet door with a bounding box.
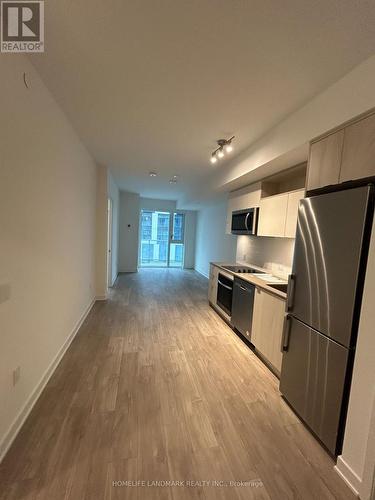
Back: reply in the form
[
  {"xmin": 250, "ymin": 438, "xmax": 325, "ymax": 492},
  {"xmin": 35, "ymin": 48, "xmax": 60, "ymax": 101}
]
[
  {"xmin": 258, "ymin": 193, "xmax": 288, "ymax": 237},
  {"xmin": 208, "ymin": 265, "xmax": 219, "ymax": 304},
  {"xmin": 252, "ymin": 288, "xmax": 285, "ymax": 373},
  {"xmin": 284, "ymin": 189, "xmax": 305, "ymax": 238},
  {"xmin": 307, "ymin": 130, "xmax": 344, "ymax": 191},
  {"xmin": 340, "ymin": 113, "xmax": 375, "ymax": 182}
]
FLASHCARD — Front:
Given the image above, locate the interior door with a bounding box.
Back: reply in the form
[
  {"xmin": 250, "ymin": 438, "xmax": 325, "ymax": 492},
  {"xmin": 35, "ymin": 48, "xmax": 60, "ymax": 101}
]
[
  {"xmin": 280, "ymin": 316, "xmax": 349, "ymax": 455},
  {"xmin": 289, "ymin": 186, "xmax": 372, "ymax": 347}
]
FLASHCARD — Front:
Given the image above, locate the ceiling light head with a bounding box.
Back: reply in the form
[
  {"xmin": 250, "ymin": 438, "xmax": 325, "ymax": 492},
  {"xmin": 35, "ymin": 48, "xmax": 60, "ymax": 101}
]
[
  {"xmin": 149, "ymin": 171, "xmax": 157, "ymax": 177},
  {"xmin": 211, "ymin": 136, "xmax": 234, "ymax": 162}
]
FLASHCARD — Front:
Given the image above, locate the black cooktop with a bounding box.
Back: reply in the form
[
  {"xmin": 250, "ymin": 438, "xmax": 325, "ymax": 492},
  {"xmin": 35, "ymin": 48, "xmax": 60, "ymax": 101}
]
[{"xmin": 221, "ymin": 265, "xmax": 265, "ymax": 274}]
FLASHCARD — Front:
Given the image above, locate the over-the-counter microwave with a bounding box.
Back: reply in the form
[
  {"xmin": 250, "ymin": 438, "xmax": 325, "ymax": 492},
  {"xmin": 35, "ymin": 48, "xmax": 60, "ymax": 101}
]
[{"xmin": 231, "ymin": 207, "xmax": 259, "ymax": 235}]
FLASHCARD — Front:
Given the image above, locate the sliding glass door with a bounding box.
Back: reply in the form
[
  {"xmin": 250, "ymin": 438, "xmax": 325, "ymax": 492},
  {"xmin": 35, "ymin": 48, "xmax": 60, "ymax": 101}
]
[
  {"xmin": 139, "ymin": 211, "xmax": 185, "ymax": 268},
  {"xmin": 169, "ymin": 213, "xmax": 184, "ymax": 268}
]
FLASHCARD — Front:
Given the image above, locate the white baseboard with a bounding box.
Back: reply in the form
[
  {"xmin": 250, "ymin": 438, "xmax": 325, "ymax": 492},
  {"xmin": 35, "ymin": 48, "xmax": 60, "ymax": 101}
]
[
  {"xmin": 96, "ymin": 294, "xmax": 108, "ymax": 301},
  {"xmin": 0, "ymin": 298, "xmax": 96, "ymax": 463},
  {"xmin": 195, "ymin": 267, "xmax": 209, "ymax": 279},
  {"xmin": 335, "ymin": 456, "xmax": 361, "ymax": 497}
]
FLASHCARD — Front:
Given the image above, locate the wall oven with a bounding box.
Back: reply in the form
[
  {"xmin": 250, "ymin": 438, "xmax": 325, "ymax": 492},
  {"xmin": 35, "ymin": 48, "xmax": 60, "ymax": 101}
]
[
  {"xmin": 231, "ymin": 207, "xmax": 259, "ymax": 235},
  {"xmin": 216, "ymin": 273, "xmax": 234, "ymax": 316}
]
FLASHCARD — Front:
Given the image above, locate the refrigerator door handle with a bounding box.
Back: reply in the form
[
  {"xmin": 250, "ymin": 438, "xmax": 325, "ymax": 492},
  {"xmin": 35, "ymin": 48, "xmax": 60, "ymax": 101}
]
[
  {"xmin": 286, "ymin": 274, "xmax": 296, "ymax": 312},
  {"xmin": 281, "ymin": 314, "xmax": 292, "ymax": 352}
]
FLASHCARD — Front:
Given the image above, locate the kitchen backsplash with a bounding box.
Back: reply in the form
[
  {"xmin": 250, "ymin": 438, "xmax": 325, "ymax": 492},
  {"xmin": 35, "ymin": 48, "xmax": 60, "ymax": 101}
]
[{"xmin": 236, "ymin": 235, "xmax": 295, "ymax": 280}]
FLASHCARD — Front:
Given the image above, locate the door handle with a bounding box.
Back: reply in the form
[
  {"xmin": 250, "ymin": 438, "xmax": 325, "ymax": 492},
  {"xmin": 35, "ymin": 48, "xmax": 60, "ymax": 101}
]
[
  {"xmin": 281, "ymin": 314, "xmax": 292, "ymax": 352},
  {"xmin": 240, "ymin": 285, "xmax": 247, "ymax": 291},
  {"xmin": 286, "ymin": 274, "xmax": 296, "ymax": 312},
  {"xmin": 245, "ymin": 213, "xmax": 250, "ymax": 230},
  {"xmin": 218, "ymin": 280, "xmax": 233, "ymax": 291}
]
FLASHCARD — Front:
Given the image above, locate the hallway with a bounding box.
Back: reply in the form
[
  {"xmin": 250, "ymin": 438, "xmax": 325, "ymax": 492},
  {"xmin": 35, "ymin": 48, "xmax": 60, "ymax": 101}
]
[{"xmin": 0, "ymin": 270, "xmax": 354, "ymax": 499}]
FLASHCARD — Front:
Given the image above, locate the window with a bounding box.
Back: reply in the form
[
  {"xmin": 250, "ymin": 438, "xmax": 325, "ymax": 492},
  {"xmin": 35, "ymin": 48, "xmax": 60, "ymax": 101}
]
[
  {"xmin": 172, "ymin": 213, "xmax": 184, "ymax": 242},
  {"xmin": 139, "ymin": 210, "xmax": 185, "ymax": 268}
]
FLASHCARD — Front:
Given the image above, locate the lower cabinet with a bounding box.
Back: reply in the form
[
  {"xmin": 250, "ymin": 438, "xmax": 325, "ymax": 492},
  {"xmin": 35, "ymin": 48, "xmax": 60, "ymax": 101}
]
[
  {"xmin": 251, "ymin": 287, "xmax": 285, "ymax": 374},
  {"xmin": 208, "ymin": 264, "xmax": 219, "ymax": 305}
]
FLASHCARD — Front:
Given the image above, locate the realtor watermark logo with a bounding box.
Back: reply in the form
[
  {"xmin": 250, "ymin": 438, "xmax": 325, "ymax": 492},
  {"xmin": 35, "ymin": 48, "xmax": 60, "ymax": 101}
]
[{"xmin": 1, "ymin": 1, "xmax": 44, "ymax": 52}]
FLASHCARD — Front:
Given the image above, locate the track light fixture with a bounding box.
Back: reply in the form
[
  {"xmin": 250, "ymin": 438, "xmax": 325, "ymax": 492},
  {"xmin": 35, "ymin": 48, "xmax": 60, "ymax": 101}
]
[{"xmin": 210, "ymin": 136, "xmax": 235, "ymax": 163}]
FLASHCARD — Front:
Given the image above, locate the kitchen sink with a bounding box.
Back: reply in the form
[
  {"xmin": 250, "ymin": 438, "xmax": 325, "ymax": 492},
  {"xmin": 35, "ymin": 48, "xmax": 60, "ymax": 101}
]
[{"xmin": 268, "ymin": 283, "xmax": 288, "ymax": 293}]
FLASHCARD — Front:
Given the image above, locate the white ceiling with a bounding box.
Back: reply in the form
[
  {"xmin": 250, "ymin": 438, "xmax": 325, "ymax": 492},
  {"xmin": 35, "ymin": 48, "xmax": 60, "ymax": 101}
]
[{"xmin": 30, "ymin": 0, "xmax": 375, "ymax": 200}]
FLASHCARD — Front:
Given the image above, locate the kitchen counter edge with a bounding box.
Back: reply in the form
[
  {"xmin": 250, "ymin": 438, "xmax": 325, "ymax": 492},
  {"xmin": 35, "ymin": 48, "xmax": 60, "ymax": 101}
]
[{"xmin": 210, "ymin": 262, "xmax": 287, "ymax": 300}]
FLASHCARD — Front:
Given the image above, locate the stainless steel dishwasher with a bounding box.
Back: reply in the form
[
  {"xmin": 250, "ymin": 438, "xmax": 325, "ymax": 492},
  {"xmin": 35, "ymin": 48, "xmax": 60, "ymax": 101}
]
[{"xmin": 231, "ymin": 277, "xmax": 256, "ymax": 340}]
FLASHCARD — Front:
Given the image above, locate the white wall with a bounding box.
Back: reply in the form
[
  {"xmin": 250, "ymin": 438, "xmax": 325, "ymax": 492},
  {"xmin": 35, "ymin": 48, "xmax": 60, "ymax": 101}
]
[
  {"xmin": 182, "ymin": 211, "xmax": 196, "ymax": 269},
  {"xmin": 181, "ymin": 54, "xmax": 375, "ymax": 208},
  {"xmin": 140, "ymin": 198, "xmax": 176, "ymax": 213},
  {"xmin": 119, "ymin": 192, "xmax": 140, "ymax": 272},
  {"xmin": 108, "ymin": 171, "xmax": 120, "ymax": 285},
  {"xmin": 236, "ymin": 236, "xmax": 295, "ymax": 279},
  {"xmin": 336, "ymin": 215, "xmax": 375, "ymax": 499},
  {"xmin": 217, "ymin": 55, "xmax": 375, "ymax": 191},
  {"xmin": 0, "ymin": 55, "xmax": 97, "ymax": 458},
  {"xmin": 194, "ymin": 200, "xmax": 237, "ymax": 278},
  {"xmin": 95, "ymin": 166, "xmax": 108, "ymax": 298}
]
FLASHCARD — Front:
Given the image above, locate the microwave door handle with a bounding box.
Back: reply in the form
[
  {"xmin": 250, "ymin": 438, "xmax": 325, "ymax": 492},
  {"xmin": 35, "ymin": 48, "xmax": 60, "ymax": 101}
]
[
  {"xmin": 245, "ymin": 213, "xmax": 250, "ymax": 230},
  {"xmin": 252, "ymin": 207, "xmax": 258, "ymax": 233}
]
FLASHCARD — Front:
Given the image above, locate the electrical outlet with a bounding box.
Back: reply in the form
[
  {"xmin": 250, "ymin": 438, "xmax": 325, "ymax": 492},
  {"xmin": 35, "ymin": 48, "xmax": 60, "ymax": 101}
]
[{"xmin": 13, "ymin": 366, "xmax": 21, "ymax": 386}]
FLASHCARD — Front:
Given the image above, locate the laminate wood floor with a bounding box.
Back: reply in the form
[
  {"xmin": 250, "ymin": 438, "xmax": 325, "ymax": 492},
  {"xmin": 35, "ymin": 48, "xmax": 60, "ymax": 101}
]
[{"xmin": 0, "ymin": 270, "xmax": 355, "ymax": 500}]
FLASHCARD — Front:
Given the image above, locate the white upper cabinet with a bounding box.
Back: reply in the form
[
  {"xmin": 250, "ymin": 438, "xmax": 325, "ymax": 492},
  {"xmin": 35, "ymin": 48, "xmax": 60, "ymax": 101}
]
[
  {"xmin": 258, "ymin": 193, "xmax": 289, "ymax": 237},
  {"xmin": 284, "ymin": 189, "xmax": 305, "ymax": 238},
  {"xmin": 307, "ymin": 131, "xmax": 344, "ymax": 191},
  {"xmin": 340, "ymin": 112, "xmax": 375, "ymax": 183},
  {"xmin": 258, "ymin": 189, "xmax": 305, "ymax": 238},
  {"xmin": 307, "ymin": 110, "xmax": 375, "ymax": 191}
]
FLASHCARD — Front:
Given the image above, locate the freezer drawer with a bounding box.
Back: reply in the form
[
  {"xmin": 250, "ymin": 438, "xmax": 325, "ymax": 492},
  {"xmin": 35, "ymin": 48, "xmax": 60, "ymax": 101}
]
[
  {"xmin": 289, "ymin": 185, "xmax": 372, "ymax": 347},
  {"xmin": 280, "ymin": 316, "xmax": 349, "ymax": 455},
  {"xmin": 231, "ymin": 279, "xmax": 255, "ymax": 339}
]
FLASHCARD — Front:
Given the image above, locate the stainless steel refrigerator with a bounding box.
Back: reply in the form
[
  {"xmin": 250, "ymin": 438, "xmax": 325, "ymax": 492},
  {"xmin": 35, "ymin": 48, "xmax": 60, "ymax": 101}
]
[{"xmin": 279, "ymin": 184, "xmax": 374, "ymax": 456}]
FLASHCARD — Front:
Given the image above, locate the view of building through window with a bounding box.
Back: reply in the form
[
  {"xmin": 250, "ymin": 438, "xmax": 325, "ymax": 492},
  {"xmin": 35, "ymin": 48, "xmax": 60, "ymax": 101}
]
[{"xmin": 140, "ymin": 211, "xmax": 184, "ymax": 267}]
